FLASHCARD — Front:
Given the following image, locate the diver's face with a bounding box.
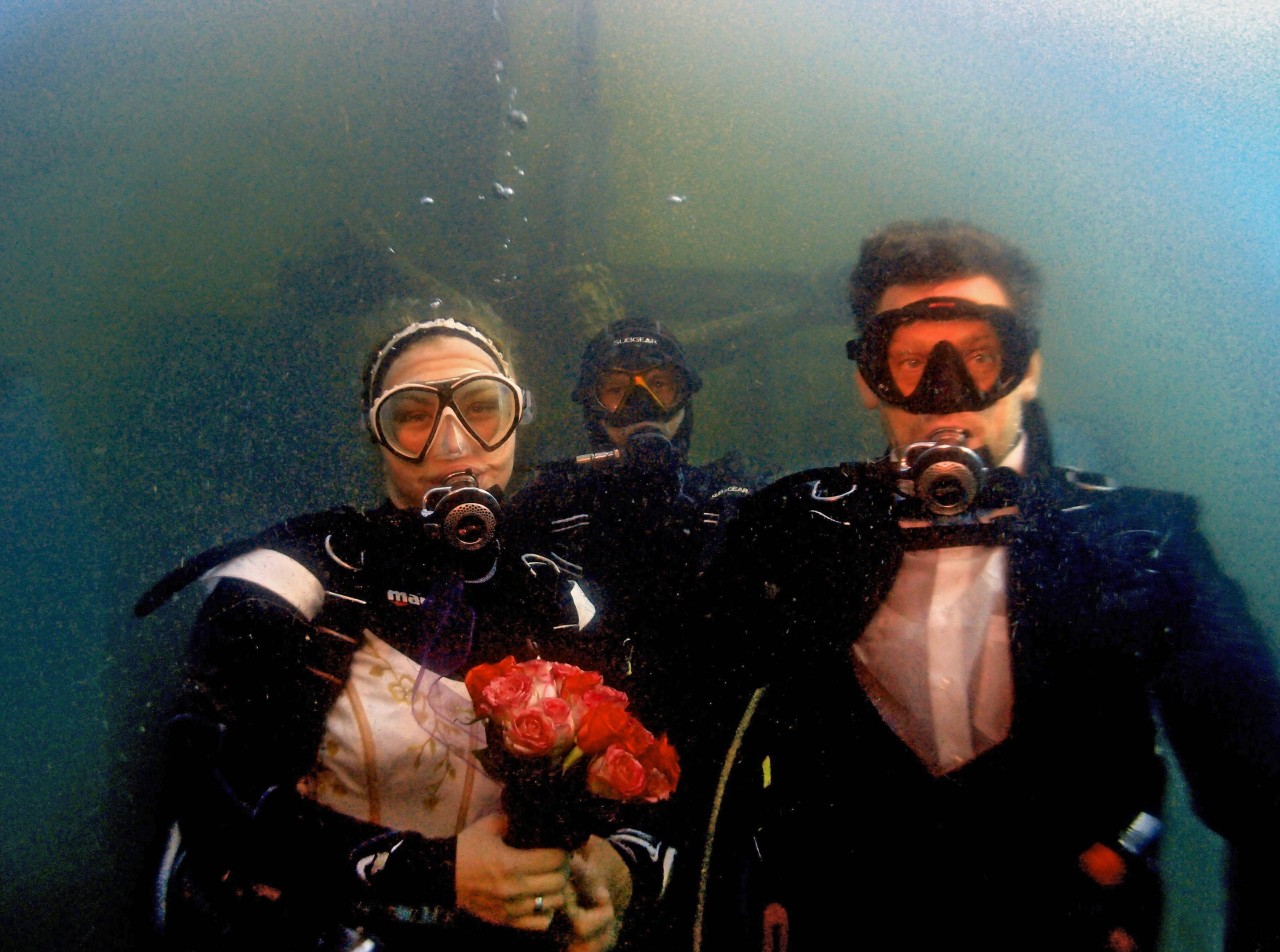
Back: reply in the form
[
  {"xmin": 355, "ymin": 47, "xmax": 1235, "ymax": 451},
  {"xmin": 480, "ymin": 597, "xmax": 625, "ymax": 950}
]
[
  {"xmin": 603, "ymin": 407, "xmax": 686, "ymax": 450},
  {"xmin": 856, "ymin": 275, "xmax": 1041, "ymax": 464},
  {"xmin": 377, "ymin": 336, "xmax": 517, "ymax": 507}
]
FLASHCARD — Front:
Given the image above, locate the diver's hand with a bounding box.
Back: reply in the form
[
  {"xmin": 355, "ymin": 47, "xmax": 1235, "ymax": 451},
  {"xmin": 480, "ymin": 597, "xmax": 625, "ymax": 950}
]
[
  {"xmin": 563, "ymin": 836, "xmax": 632, "ymax": 952},
  {"xmin": 456, "ymin": 813, "xmax": 570, "ymax": 930}
]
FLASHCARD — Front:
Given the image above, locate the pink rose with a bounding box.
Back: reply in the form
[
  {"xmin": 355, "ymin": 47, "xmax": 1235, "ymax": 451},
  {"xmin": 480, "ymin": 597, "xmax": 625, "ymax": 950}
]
[
  {"xmin": 506, "ymin": 707, "xmax": 560, "ymax": 756},
  {"xmin": 465, "ymin": 656, "xmax": 517, "ymax": 716},
  {"xmin": 482, "ymin": 670, "xmax": 534, "ymax": 719},
  {"xmin": 461, "ymin": 657, "xmax": 678, "ymax": 805},
  {"xmin": 587, "ymin": 744, "xmax": 648, "ymax": 800},
  {"xmin": 540, "ymin": 696, "xmax": 576, "ymax": 753},
  {"xmin": 518, "ymin": 659, "xmax": 556, "ymax": 698}
]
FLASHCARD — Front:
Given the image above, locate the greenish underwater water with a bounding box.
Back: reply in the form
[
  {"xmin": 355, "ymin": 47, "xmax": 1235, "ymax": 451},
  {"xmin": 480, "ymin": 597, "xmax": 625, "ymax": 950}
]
[{"xmin": 1, "ymin": 1, "xmax": 1276, "ymax": 949}]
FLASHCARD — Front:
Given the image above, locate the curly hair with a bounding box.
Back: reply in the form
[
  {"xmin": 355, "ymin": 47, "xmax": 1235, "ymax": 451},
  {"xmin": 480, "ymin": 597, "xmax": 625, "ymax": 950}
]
[{"xmin": 848, "ymin": 220, "xmax": 1043, "ymax": 332}]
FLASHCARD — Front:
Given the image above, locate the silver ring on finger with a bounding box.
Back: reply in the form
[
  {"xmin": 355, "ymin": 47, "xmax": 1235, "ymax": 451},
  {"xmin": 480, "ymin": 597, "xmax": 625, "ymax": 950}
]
[{"xmin": 534, "ymin": 895, "xmax": 545, "ymax": 914}]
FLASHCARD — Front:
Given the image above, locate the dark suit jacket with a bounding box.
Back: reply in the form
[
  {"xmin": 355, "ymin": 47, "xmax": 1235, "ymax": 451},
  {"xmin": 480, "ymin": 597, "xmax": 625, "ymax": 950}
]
[{"xmin": 686, "ymin": 460, "xmax": 1280, "ymax": 952}]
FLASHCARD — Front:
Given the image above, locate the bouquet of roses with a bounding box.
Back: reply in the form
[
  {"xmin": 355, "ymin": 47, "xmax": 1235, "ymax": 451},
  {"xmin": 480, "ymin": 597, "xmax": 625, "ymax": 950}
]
[{"xmin": 464, "ymin": 656, "xmax": 680, "ymax": 850}]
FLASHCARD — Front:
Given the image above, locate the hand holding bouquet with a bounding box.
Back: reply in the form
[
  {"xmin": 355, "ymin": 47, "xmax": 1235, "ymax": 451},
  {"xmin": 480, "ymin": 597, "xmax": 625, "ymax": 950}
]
[{"xmin": 464, "ymin": 657, "xmax": 679, "ymax": 849}]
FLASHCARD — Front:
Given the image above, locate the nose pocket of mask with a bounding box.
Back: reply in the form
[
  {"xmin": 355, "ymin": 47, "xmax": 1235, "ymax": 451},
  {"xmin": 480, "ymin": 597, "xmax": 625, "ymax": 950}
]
[
  {"xmin": 902, "ymin": 341, "xmax": 988, "ymax": 414},
  {"xmin": 433, "ymin": 411, "xmax": 474, "ymax": 458}
]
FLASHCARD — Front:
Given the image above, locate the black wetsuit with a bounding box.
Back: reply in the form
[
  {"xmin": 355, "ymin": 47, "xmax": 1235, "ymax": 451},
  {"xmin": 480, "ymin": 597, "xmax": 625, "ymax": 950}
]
[
  {"xmin": 505, "ymin": 449, "xmax": 760, "ymax": 725},
  {"xmin": 689, "ymin": 457, "xmax": 1280, "ymax": 952},
  {"xmin": 145, "ymin": 502, "xmax": 671, "ymax": 951}
]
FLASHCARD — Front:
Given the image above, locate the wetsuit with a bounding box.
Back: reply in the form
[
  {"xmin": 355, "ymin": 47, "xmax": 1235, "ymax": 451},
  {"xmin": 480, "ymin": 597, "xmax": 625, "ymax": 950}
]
[
  {"xmin": 505, "ymin": 450, "xmax": 759, "ymax": 721},
  {"xmin": 145, "ymin": 502, "xmax": 671, "ymax": 951},
  {"xmin": 690, "ymin": 457, "xmax": 1280, "ymax": 952}
]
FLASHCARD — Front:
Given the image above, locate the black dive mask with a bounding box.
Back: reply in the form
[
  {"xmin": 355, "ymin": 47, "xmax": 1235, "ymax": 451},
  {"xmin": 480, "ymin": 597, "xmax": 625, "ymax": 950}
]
[
  {"xmin": 848, "ymin": 297, "xmax": 1038, "ymax": 414},
  {"xmin": 592, "ymin": 367, "xmax": 692, "ymax": 428},
  {"xmin": 574, "ymin": 320, "xmax": 702, "ymax": 430}
]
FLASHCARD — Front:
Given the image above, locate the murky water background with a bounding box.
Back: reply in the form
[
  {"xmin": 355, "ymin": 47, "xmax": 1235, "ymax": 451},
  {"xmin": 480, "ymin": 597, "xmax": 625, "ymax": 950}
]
[{"xmin": 2, "ymin": 1, "xmax": 1276, "ymax": 948}]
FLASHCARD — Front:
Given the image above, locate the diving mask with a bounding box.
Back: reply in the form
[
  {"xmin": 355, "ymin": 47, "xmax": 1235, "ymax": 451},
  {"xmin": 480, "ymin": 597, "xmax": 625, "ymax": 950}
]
[
  {"xmin": 848, "ymin": 297, "xmax": 1038, "ymax": 414},
  {"xmin": 591, "ymin": 365, "xmax": 693, "ymax": 428},
  {"xmin": 369, "ymin": 372, "xmax": 524, "ymax": 462},
  {"xmin": 573, "ymin": 320, "xmax": 702, "ymax": 429}
]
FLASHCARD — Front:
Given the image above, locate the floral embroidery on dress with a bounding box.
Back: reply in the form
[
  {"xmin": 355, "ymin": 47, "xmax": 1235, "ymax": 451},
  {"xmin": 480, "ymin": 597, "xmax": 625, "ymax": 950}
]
[{"xmin": 305, "ymin": 629, "xmax": 502, "ymax": 836}]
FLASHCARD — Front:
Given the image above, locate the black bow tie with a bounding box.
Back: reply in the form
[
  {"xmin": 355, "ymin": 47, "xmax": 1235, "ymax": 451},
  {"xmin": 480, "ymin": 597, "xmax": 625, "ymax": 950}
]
[{"xmin": 898, "ymin": 512, "xmax": 1021, "ymax": 550}]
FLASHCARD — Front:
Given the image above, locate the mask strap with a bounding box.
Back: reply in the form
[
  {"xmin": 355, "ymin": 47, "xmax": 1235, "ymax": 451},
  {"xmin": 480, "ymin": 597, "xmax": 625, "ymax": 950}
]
[{"xmin": 367, "ymin": 318, "xmax": 514, "ymax": 410}]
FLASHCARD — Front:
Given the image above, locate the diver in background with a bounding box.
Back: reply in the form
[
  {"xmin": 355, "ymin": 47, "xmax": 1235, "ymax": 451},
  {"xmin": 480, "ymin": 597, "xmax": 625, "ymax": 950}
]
[
  {"xmin": 138, "ymin": 303, "xmax": 669, "ymax": 952},
  {"xmin": 507, "ymin": 318, "xmax": 761, "ymax": 713},
  {"xmin": 691, "ymin": 220, "xmax": 1280, "ymax": 951}
]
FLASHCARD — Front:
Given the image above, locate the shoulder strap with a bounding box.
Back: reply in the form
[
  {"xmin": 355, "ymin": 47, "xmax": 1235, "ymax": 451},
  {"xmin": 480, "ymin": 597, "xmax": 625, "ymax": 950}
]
[{"xmin": 133, "ymin": 506, "xmax": 362, "ymax": 617}]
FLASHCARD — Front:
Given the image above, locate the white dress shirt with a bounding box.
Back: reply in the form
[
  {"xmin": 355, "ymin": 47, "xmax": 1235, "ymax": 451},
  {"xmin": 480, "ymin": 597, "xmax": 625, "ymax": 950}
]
[{"xmin": 852, "ymin": 440, "xmax": 1024, "ymax": 775}]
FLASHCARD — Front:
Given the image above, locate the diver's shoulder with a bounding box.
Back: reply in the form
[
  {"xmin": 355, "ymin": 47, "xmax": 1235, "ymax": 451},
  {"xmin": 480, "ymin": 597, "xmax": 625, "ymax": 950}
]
[
  {"xmin": 1046, "ymin": 466, "xmax": 1199, "ymax": 526},
  {"xmin": 133, "ymin": 504, "xmax": 362, "ymax": 619},
  {"xmin": 524, "ymin": 457, "xmax": 585, "ymax": 482},
  {"xmin": 510, "ymin": 458, "xmax": 595, "ymax": 503},
  {"xmin": 690, "ymin": 451, "xmax": 774, "ymax": 493},
  {"xmin": 753, "ymin": 461, "xmax": 871, "ymax": 503}
]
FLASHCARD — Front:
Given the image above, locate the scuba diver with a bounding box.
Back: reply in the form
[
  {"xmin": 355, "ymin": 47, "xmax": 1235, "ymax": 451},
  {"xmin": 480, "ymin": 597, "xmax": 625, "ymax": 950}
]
[
  {"xmin": 689, "ymin": 220, "xmax": 1280, "ymax": 952},
  {"xmin": 506, "ymin": 317, "xmax": 761, "ymax": 710},
  {"xmin": 137, "ymin": 303, "xmax": 671, "ymax": 952}
]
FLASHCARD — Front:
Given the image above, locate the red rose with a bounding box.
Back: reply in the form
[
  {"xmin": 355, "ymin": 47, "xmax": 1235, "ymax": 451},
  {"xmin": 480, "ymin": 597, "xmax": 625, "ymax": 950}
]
[
  {"xmin": 639, "ymin": 734, "xmax": 681, "ymax": 801},
  {"xmin": 576, "ymin": 702, "xmax": 634, "ymax": 754},
  {"xmin": 618, "ymin": 718, "xmax": 655, "ymax": 756},
  {"xmin": 556, "ymin": 666, "xmax": 603, "ymax": 702},
  {"xmin": 461, "ymin": 657, "xmax": 679, "ymax": 813},
  {"xmin": 587, "ymin": 744, "xmax": 648, "ymax": 800},
  {"xmin": 641, "ymin": 767, "xmax": 677, "ymax": 803},
  {"xmin": 581, "ymin": 685, "xmax": 629, "ymax": 710},
  {"xmin": 506, "ymin": 707, "xmax": 560, "ymax": 756},
  {"xmin": 572, "ymin": 684, "xmax": 629, "ymax": 722},
  {"xmin": 465, "ymin": 656, "xmax": 517, "ymax": 715}
]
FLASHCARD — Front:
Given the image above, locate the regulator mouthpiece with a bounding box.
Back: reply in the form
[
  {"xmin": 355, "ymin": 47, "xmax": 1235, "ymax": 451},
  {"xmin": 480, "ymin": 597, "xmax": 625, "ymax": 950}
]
[
  {"xmin": 896, "ymin": 428, "xmax": 990, "ymax": 516},
  {"xmin": 421, "ymin": 469, "xmax": 501, "ymax": 551}
]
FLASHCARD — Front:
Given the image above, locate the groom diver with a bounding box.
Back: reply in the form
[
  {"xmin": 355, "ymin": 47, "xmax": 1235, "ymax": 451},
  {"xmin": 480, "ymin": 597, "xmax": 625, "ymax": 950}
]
[{"xmin": 691, "ymin": 219, "xmax": 1280, "ymax": 952}]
